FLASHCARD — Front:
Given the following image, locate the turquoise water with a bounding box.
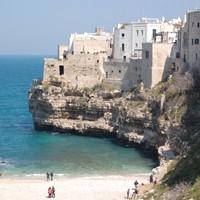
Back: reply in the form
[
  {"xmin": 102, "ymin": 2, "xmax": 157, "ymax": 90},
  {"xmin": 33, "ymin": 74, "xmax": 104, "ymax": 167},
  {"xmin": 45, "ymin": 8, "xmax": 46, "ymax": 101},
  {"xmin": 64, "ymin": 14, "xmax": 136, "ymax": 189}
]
[{"xmin": 0, "ymin": 55, "xmax": 157, "ymax": 177}]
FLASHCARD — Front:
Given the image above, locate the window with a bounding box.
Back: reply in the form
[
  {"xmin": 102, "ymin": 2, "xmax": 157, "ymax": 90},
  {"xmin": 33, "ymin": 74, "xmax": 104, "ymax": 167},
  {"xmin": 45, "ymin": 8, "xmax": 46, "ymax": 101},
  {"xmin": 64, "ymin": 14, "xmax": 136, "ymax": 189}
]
[
  {"xmin": 123, "ymin": 56, "xmax": 126, "ymax": 61},
  {"xmin": 121, "ymin": 33, "xmax": 125, "ymax": 37},
  {"xmin": 192, "ymin": 22, "xmax": 194, "ymax": 27},
  {"xmin": 176, "ymin": 52, "xmax": 180, "ymax": 59},
  {"xmin": 145, "ymin": 51, "xmax": 149, "ymax": 59},
  {"xmin": 119, "ymin": 70, "xmax": 121, "ymax": 73},
  {"xmin": 141, "ymin": 30, "xmax": 144, "ymax": 36},
  {"xmin": 135, "ymin": 67, "xmax": 137, "ymax": 72},
  {"xmin": 59, "ymin": 65, "xmax": 64, "ymax": 75},
  {"xmin": 136, "ymin": 30, "xmax": 139, "ymax": 36},
  {"xmin": 184, "ymin": 54, "xmax": 186, "ymax": 63},
  {"xmin": 97, "ymin": 60, "xmax": 99, "ymax": 63},
  {"xmin": 152, "ymin": 29, "xmax": 157, "ymax": 37},
  {"xmin": 135, "ymin": 43, "xmax": 138, "ymax": 48},
  {"xmin": 195, "ymin": 39, "xmax": 199, "ymax": 45},
  {"xmin": 192, "ymin": 39, "xmax": 194, "ymax": 45},
  {"xmin": 198, "ymin": 22, "xmax": 200, "ymax": 28},
  {"xmin": 183, "ymin": 32, "xmax": 188, "ymax": 47},
  {"xmin": 106, "ymin": 72, "xmax": 108, "ymax": 78},
  {"xmin": 122, "ymin": 43, "xmax": 125, "ymax": 51}
]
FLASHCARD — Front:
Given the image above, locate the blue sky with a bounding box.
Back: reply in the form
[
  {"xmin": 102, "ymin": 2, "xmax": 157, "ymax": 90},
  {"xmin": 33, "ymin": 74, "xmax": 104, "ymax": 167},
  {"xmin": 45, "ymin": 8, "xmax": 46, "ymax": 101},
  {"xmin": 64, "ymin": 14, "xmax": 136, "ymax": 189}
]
[{"xmin": 0, "ymin": 0, "xmax": 200, "ymax": 55}]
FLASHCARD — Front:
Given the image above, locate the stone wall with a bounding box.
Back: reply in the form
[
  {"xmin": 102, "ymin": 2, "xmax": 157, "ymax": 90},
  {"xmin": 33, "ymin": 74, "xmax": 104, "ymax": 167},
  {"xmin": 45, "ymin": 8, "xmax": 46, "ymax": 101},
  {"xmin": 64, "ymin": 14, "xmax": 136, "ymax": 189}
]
[
  {"xmin": 58, "ymin": 45, "xmax": 68, "ymax": 60},
  {"xmin": 71, "ymin": 37, "xmax": 112, "ymax": 56},
  {"xmin": 103, "ymin": 59, "xmax": 142, "ymax": 91},
  {"xmin": 44, "ymin": 53, "xmax": 107, "ymax": 88},
  {"xmin": 142, "ymin": 43, "xmax": 173, "ymax": 88}
]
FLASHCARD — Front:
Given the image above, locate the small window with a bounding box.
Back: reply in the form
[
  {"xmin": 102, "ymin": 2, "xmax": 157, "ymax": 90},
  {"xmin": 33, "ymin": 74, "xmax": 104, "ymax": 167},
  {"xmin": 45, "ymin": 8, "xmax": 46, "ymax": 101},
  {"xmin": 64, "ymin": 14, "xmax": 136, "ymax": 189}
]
[
  {"xmin": 59, "ymin": 65, "xmax": 64, "ymax": 76},
  {"xmin": 184, "ymin": 54, "xmax": 186, "ymax": 63},
  {"xmin": 141, "ymin": 30, "xmax": 144, "ymax": 36},
  {"xmin": 106, "ymin": 72, "xmax": 108, "ymax": 78},
  {"xmin": 152, "ymin": 29, "xmax": 157, "ymax": 37},
  {"xmin": 176, "ymin": 52, "xmax": 180, "ymax": 59},
  {"xmin": 192, "ymin": 22, "xmax": 194, "ymax": 27},
  {"xmin": 122, "ymin": 43, "xmax": 125, "ymax": 51},
  {"xmin": 123, "ymin": 56, "xmax": 126, "ymax": 61},
  {"xmin": 135, "ymin": 43, "xmax": 138, "ymax": 48},
  {"xmin": 195, "ymin": 39, "xmax": 199, "ymax": 45},
  {"xmin": 119, "ymin": 70, "xmax": 121, "ymax": 73},
  {"xmin": 121, "ymin": 33, "xmax": 125, "ymax": 37},
  {"xmin": 197, "ymin": 22, "xmax": 200, "ymax": 28},
  {"xmin": 97, "ymin": 60, "xmax": 99, "ymax": 63},
  {"xmin": 192, "ymin": 39, "xmax": 194, "ymax": 45},
  {"xmin": 135, "ymin": 67, "xmax": 137, "ymax": 71},
  {"xmin": 136, "ymin": 30, "xmax": 139, "ymax": 36},
  {"xmin": 145, "ymin": 51, "xmax": 149, "ymax": 59}
]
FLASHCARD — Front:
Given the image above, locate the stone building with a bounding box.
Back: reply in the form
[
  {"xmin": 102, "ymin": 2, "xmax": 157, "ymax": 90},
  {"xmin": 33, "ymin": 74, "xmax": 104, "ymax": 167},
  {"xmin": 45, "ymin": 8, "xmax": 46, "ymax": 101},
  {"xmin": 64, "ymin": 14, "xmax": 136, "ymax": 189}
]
[
  {"xmin": 68, "ymin": 27, "xmax": 113, "ymax": 57},
  {"xmin": 44, "ymin": 53, "xmax": 106, "ymax": 88},
  {"xmin": 43, "ymin": 28, "xmax": 113, "ymax": 89},
  {"xmin": 142, "ymin": 43, "xmax": 175, "ymax": 88},
  {"xmin": 103, "ymin": 59, "xmax": 142, "ymax": 90},
  {"xmin": 179, "ymin": 10, "xmax": 200, "ymax": 70}
]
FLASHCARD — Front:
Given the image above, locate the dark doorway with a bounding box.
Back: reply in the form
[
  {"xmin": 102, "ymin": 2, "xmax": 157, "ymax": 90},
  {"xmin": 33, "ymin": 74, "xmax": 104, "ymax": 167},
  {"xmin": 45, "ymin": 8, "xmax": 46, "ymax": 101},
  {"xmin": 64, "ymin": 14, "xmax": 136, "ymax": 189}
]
[{"xmin": 59, "ymin": 65, "xmax": 64, "ymax": 75}]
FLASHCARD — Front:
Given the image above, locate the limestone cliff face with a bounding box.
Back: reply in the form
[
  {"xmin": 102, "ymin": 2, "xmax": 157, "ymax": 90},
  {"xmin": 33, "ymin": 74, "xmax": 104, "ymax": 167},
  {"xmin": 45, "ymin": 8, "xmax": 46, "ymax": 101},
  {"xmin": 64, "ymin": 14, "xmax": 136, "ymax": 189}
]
[
  {"xmin": 29, "ymin": 72, "xmax": 194, "ymax": 158},
  {"xmin": 29, "ymin": 80, "xmax": 163, "ymax": 150}
]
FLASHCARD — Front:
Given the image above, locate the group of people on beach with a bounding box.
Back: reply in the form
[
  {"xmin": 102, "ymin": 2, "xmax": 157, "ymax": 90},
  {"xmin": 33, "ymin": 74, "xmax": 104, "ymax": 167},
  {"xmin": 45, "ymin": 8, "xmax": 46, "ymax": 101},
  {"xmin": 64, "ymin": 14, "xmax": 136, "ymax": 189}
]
[
  {"xmin": 126, "ymin": 174, "xmax": 158, "ymax": 199},
  {"xmin": 46, "ymin": 172, "xmax": 55, "ymax": 198},
  {"xmin": 48, "ymin": 186, "xmax": 55, "ymax": 198},
  {"xmin": 149, "ymin": 174, "xmax": 157, "ymax": 184},
  {"xmin": 46, "ymin": 172, "xmax": 54, "ymax": 181},
  {"xmin": 126, "ymin": 180, "xmax": 139, "ymax": 199}
]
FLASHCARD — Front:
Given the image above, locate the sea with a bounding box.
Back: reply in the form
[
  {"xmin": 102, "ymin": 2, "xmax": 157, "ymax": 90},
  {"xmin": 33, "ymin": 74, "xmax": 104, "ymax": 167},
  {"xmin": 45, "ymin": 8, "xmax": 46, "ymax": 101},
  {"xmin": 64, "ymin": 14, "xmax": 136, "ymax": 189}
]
[{"xmin": 0, "ymin": 55, "xmax": 157, "ymax": 178}]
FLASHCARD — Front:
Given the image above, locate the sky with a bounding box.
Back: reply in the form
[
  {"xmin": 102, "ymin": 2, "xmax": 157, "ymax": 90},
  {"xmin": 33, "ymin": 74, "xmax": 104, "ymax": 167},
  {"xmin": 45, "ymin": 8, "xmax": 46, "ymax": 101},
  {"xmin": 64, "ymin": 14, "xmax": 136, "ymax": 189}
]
[{"xmin": 0, "ymin": 0, "xmax": 200, "ymax": 55}]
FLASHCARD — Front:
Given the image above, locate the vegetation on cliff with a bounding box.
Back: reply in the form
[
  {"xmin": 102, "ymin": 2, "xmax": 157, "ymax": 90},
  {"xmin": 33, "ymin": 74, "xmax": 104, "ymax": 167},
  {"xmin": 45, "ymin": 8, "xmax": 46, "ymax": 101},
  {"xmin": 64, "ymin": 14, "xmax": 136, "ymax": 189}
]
[{"xmin": 140, "ymin": 70, "xmax": 200, "ymax": 200}]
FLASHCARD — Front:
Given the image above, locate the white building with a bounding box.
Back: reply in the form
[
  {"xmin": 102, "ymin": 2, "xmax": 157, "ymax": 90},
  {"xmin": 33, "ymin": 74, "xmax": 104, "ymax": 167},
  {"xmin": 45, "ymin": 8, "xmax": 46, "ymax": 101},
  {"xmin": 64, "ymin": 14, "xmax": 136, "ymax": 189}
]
[
  {"xmin": 113, "ymin": 18, "xmax": 181, "ymax": 61},
  {"xmin": 180, "ymin": 10, "xmax": 200, "ymax": 70}
]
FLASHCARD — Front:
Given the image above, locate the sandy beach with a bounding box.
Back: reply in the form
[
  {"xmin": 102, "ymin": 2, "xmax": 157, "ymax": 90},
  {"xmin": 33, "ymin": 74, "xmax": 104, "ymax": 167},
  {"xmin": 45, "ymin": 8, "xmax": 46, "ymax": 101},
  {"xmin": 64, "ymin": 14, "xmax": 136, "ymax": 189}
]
[{"xmin": 0, "ymin": 174, "xmax": 150, "ymax": 200}]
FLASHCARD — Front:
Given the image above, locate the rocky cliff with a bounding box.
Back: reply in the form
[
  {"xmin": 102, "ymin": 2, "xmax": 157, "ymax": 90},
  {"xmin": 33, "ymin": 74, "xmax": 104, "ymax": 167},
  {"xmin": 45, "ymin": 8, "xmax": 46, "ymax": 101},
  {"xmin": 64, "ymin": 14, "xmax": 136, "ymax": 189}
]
[
  {"xmin": 29, "ymin": 72, "xmax": 194, "ymax": 155},
  {"xmin": 29, "ymin": 71, "xmax": 200, "ymax": 199},
  {"xmin": 29, "ymin": 79, "xmax": 164, "ymax": 151}
]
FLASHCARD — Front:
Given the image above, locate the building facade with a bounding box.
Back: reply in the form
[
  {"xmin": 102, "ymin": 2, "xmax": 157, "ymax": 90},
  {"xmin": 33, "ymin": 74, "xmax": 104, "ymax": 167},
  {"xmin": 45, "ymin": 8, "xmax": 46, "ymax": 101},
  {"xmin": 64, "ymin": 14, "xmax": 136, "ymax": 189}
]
[
  {"xmin": 180, "ymin": 10, "xmax": 200, "ymax": 70},
  {"xmin": 113, "ymin": 18, "xmax": 181, "ymax": 61},
  {"xmin": 68, "ymin": 27, "xmax": 113, "ymax": 57}
]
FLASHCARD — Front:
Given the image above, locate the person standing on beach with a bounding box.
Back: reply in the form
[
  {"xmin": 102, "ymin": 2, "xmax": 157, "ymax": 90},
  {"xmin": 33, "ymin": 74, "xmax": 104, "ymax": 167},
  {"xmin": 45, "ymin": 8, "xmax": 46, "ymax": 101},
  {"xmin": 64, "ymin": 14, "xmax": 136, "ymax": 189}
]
[
  {"xmin": 126, "ymin": 188, "xmax": 130, "ymax": 199},
  {"xmin": 51, "ymin": 186, "xmax": 55, "ymax": 198},
  {"xmin": 48, "ymin": 187, "xmax": 52, "ymax": 198},
  {"xmin": 150, "ymin": 174, "xmax": 153, "ymax": 184},
  {"xmin": 46, "ymin": 172, "xmax": 50, "ymax": 181},
  {"xmin": 50, "ymin": 172, "xmax": 54, "ymax": 181},
  {"xmin": 134, "ymin": 180, "xmax": 139, "ymax": 188}
]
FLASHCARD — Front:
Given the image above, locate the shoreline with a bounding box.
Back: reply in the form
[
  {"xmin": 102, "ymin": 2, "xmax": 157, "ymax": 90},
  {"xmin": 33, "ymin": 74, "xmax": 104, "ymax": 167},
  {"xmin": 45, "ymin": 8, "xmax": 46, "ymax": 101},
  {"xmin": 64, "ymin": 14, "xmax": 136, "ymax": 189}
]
[
  {"xmin": 0, "ymin": 174, "xmax": 150, "ymax": 200},
  {"xmin": 0, "ymin": 172, "xmax": 151, "ymax": 180}
]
